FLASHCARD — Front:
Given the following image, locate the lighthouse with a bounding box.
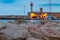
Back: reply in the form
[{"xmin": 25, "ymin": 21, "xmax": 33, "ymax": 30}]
[{"xmin": 30, "ymin": 2, "xmax": 33, "ymax": 12}]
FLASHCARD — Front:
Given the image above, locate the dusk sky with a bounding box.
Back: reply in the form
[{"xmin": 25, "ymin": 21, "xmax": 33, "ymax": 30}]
[{"xmin": 0, "ymin": 0, "xmax": 60, "ymax": 15}]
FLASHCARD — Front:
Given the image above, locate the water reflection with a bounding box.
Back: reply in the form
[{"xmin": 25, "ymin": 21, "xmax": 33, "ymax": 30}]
[
  {"xmin": 0, "ymin": 20, "xmax": 15, "ymax": 23},
  {"xmin": 0, "ymin": 20, "xmax": 40, "ymax": 23},
  {"xmin": 30, "ymin": 20, "xmax": 40, "ymax": 23}
]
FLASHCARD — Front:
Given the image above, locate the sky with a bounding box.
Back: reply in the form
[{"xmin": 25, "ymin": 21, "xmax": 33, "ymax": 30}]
[{"xmin": 0, "ymin": 0, "xmax": 60, "ymax": 15}]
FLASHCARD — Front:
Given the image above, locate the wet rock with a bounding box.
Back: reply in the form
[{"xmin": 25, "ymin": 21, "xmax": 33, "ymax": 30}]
[
  {"xmin": 0, "ymin": 32, "xmax": 4, "ymax": 35},
  {"xmin": 0, "ymin": 36, "xmax": 7, "ymax": 40},
  {"xmin": 0, "ymin": 23, "xmax": 6, "ymax": 30},
  {"xmin": 0, "ymin": 26, "xmax": 7, "ymax": 30},
  {"xmin": 11, "ymin": 37, "xmax": 27, "ymax": 40},
  {"xmin": 26, "ymin": 37, "xmax": 41, "ymax": 40}
]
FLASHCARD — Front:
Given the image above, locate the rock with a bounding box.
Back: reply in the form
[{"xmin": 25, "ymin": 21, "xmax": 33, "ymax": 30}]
[
  {"xmin": 0, "ymin": 31, "xmax": 4, "ymax": 35},
  {"xmin": 23, "ymin": 29, "xmax": 32, "ymax": 38},
  {"xmin": 26, "ymin": 37, "xmax": 41, "ymax": 40},
  {"xmin": 0, "ymin": 22, "xmax": 6, "ymax": 30},
  {"xmin": 28, "ymin": 29, "xmax": 49, "ymax": 40},
  {"xmin": 11, "ymin": 37, "xmax": 27, "ymax": 40},
  {"xmin": 0, "ymin": 35, "xmax": 8, "ymax": 40},
  {"xmin": 0, "ymin": 26, "xmax": 7, "ymax": 30}
]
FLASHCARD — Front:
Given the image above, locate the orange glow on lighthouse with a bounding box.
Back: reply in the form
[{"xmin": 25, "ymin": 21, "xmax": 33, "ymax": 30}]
[
  {"xmin": 30, "ymin": 13, "xmax": 37, "ymax": 18},
  {"xmin": 40, "ymin": 13, "xmax": 47, "ymax": 19}
]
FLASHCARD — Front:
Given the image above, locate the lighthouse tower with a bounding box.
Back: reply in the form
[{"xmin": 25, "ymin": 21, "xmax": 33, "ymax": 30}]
[{"xmin": 30, "ymin": 2, "xmax": 33, "ymax": 12}]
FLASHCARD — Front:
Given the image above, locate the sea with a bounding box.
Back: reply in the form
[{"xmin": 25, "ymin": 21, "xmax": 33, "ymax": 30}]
[
  {"xmin": 0, "ymin": 20, "xmax": 15, "ymax": 23},
  {"xmin": 0, "ymin": 20, "xmax": 40, "ymax": 23},
  {"xmin": 0, "ymin": 20, "xmax": 59, "ymax": 23}
]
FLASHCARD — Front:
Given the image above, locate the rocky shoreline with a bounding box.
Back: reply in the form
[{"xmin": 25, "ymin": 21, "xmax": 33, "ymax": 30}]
[{"xmin": 0, "ymin": 20, "xmax": 60, "ymax": 40}]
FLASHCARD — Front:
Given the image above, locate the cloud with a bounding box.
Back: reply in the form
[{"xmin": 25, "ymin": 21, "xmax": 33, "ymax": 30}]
[{"xmin": 40, "ymin": 3, "xmax": 60, "ymax": 6}]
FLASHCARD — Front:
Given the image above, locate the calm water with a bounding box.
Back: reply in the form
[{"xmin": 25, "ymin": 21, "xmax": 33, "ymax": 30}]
[
  {"xmin": 0, "ymin": 20, "xmax": 40, "ymax": 23},
  {"xmin": 0, "ymin": 20, "xmax": 15, "ymax": 23},
  {"xmin": 0, "ymin": 20, "xmax": 58, "ymax": 23}
]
